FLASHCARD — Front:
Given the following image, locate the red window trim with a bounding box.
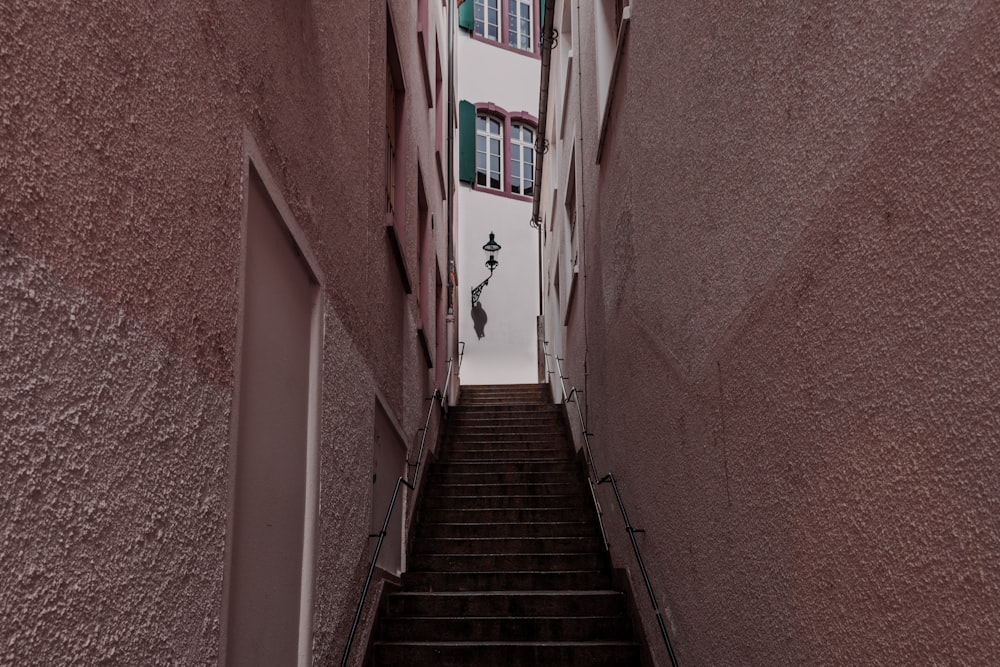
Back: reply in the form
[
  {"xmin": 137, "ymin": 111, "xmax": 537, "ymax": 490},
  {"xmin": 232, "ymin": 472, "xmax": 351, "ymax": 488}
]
[
  {"xmin": 468, "ymin": 0, "xmax": 542, "ymax": 59},
  {"xmin": 471, "ymin": 102, "xmax": 538, "ymax": 202}
]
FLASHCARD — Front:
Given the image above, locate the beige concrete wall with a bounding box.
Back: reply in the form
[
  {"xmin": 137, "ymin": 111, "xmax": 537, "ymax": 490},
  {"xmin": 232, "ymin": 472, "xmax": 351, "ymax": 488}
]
[
  {"xmin": 543, "ymin": 0, "xmax": 1000, "ymax": 664},
  {"xmin": 1, "ymin": 1, "xmax": 453, "ymax": 664}
]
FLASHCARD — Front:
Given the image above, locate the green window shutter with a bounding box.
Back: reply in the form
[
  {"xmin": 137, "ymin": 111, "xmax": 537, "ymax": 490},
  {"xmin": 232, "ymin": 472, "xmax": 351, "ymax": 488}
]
[
  {"xmin": 459, "ymin": 100, "xmax": 476, "ymax": 184},
  {"xmin": 540, "ymin": 0, "xmax": 545, "ymax": 35},
  {"xmin": 458, "ymin": 0, "xmax": 474, "ymax": 32}
]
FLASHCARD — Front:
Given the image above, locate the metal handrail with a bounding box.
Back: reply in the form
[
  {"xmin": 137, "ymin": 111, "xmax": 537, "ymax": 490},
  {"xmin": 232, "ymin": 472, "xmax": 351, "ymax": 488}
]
[
  {"xmin": 541, "ymin": 340, "xmax": 680, "ymax": 667},
  {"xmin": 340, "ymin": 353, "xmax": 458, "ymax": 667}
]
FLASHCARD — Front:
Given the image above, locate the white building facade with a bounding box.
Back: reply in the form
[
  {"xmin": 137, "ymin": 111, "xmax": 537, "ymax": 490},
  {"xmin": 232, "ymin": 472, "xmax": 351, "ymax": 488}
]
[{"xmin": 455, "ymin": 0, "xmax": 543, "ymax": 384}]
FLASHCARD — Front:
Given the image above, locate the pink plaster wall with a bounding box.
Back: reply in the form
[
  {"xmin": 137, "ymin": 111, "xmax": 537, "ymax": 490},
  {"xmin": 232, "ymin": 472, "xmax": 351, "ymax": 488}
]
[
  {"xmin": 559, "ymin": 1, "xmax": 1000, "ymax": 664},
  {"xmin": 2, "ymin": 1, "xmax": 451, "ymax": 664}
]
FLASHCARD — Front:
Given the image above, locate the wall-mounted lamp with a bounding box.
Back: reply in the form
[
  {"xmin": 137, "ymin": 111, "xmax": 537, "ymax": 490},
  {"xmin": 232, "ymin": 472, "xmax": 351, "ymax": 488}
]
[{"xmin": 471, "ymin": 231, "xmax": 502, "ymax": 307}]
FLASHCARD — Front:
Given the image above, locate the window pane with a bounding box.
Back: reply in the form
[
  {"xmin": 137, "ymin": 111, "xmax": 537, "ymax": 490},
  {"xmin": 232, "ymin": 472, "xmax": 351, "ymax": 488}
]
[
  {"xmin": 477, "ymin": 116, "xmax": 486, "ymax": 131},
  {"xmin": 474, "ymin": 0, "xmax": 485, "ymax": 35},
  {"xmin": 490, "ymin": 155, "xmax": 500, "ymax": 172},
  {"xmin": 477, "ymin": 151, "xmax": 486, "ymax": 170},
  {"xmin": 491, "ymin": 138, "xmax": 500, "ymax": 154},
  {"xmin": 477, "ymin": 171, "xmax": 486, "ymax": 186},
  {"xmin": 490, "ymin": 174, "xmax": 501, "ymax": 189},
  {"xmin": 490, "ymin": 118, "xmax": 500, "ymax": 133},
  {"xmin": 477, "ymin": 135, "xmax": 486, "ymax": 152}
]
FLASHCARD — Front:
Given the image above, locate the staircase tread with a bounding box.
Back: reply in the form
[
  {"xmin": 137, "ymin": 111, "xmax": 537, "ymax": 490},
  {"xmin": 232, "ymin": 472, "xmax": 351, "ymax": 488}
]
[
  {"xmin": 373, "ymin": 640, "xmax": 638, "ymax": 647},
  {"xmin": 427, "ymin": 494, "xmax": 582, "ymax": 499},
  {"xmin": 383, "ymin": 614, "xmax": 625, "ymax": 620},
  {"xmin": 366, "ymin": 385, "xmax": 645, "ymax": 663},
  {"xmin": 390, "ymin": 590, "xmax": 625, "ymax": 597},
  {"xmin": 414, "ymin": 550, "xmax": 597, "ymax": 555},
  {"xmin": 419, "ymin": 527, "xmax": 593, "ymax": 532},
  {"xmin": 406, "ymin": 569, "xmax": 605, "ymax": 575},
  {"xmin": 421, "ymin": 521, "xmax": 591, "ymax": 526}
]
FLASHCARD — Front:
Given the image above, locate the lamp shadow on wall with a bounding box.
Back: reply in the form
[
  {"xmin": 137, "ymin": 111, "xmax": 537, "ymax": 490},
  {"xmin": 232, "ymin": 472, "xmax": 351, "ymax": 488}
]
[{"xmin": 471, "ymin": 300, "xmax": 488, "ymax": 339}]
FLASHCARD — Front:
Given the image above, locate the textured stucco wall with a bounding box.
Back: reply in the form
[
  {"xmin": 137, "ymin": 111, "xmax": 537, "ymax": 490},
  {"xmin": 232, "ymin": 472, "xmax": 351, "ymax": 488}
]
[
  {"xmin": 2, "ymin": 248, "xmax": 230, "ymax": 664},
  {"xmin": 2, "ymin": 1, "xmax": 450, "ymax": 664},
  {"xmin": 545, "ymin": 0, "xmax": 1000, "ymax": 664}
]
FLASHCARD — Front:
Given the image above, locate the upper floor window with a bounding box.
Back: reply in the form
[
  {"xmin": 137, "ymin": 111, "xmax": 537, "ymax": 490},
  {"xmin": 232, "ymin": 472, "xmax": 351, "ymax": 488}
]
[
  {"xmin": 459, "ymin": 100, "xmax": 537, "ymax": 201},
  {"xmin": 468, "ymin": 0, "xmax": 535, "ymax": 54},
  {"xmin": 474, "ymin": 0, "xmax": 500, "ymax": 41},
  {"xmin": 507, "ymin": 1, "xmax": 533, "ymax": 51},
  {"xmin": 476, "ymin": 114, "xmax": 503, "ymax": 190},
  {"xmin": 510, "ymin": 123, "xmax": 534, "ymax": 196}
]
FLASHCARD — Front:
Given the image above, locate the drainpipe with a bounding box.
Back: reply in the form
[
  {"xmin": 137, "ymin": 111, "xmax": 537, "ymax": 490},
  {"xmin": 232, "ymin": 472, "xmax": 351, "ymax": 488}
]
[
  {"xmin": 531, "ymin": 0, "xmax": 556, "ymax": 231},
  {"xmin": 532, "ymin": 0, "xmax": 556, "ymax": 380},
  {"xmin": 447, "ymin": 0, "xmax": 458, "ymax": 401}
]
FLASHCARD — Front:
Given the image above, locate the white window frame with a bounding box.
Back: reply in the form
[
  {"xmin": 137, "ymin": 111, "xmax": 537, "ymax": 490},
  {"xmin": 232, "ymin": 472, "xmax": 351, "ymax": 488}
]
[
  {"xmin": 474, "ymin": 0, "xmax": 501, "ymax": 42},
  {"xmin": 476, "ymin": 114, "xmax": 504, "ymax": 191},
  {"xmin": 507, "ymin": 0, "xmax": 533, "ymax": 51},
  {"xmin": 510, "ymin": 123, "xmax": 535, "ymax": 196}
]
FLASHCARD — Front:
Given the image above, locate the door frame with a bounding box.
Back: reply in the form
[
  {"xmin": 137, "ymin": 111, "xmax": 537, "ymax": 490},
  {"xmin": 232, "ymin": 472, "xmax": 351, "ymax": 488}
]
[{"xmin": 219, "ymin": 129, "xmax": 325, "ymax": 667}]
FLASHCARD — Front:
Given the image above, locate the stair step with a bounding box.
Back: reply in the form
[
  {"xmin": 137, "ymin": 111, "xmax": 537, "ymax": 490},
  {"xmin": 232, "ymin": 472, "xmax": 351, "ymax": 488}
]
[
  {"xmin": 445, "ymin": 449, "xmax": 571, "ymax": 461},
  {"xmin": 434, "ymin": 460, "xmax": 577, "ymax": 474},
  {"xmin": 403, "ymin": 569, "xmax": 612, "ymax": 591},
  {"xmin": 449, "ymin": 407, "xmax": 561, "ymax": 418},
  {"xmin": 423, "ymin": 494, "xmax": 588, "ymax": 510},
  {"xmin": 364, "ymin": 384, "xmax": 644, "ymax": 666},
  {"xmin": 371, "ymin": 640, "xmax": 640, "ymax": 666},
  {"xmin": 431, "ymin": 482, "xmax": 583, "ymax": 496},
  {"xmin": 430, "ymin": 470, "xmax": 580, "ymax": 484},
  {"xmin": 421, "ymin": 506, "xmax": 594, "ymax": 523},
  {"xmin": 415, "ymin": 535, "xmax": 601, "ymax": 554},
  {"xmin": 448, "ymin": 415, "xmax": 564, "ymax": 434},
  {"xmin": 379, "ymin": 615, "xmax": 633, "ymax": 641},
  {"xmin": 385, "ymin": 590, "xmax": 629, "ymax": 617},
  {"xmin": 410, "ymin": 552, "xmax": 606, "ymax": 571},
  {"xmin": 446, "ymin": 432, "xmax": 566, "ymax": 441},
  {"xmin": 418, "ymin": 520, "xmax": 594, "ymax": 539}
]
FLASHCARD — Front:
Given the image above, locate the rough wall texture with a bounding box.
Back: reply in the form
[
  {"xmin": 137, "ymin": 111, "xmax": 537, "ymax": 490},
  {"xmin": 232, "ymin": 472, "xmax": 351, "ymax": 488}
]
[
  {"xmin": 1, "ymin": 249, "xmax": 230, "ymax": 664},
  {"xmin": 552, "ymin": 0, "xmax": 1000, "ymax": 664},
  {"xmin": 2, "ymin": 0, "xmax": 450, "ymax": 664}
]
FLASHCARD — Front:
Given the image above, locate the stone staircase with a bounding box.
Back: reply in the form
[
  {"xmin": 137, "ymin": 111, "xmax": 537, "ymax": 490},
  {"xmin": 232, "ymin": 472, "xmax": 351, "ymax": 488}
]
[{"xmin": 367, "ymin": 384, "xmax": 643, "ymax": 666}]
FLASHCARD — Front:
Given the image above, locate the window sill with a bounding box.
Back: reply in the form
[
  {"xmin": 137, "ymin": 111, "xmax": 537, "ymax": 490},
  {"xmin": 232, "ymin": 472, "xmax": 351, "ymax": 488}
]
[
  {"xmin": 563, "ymin": 264, "xmax": 579, "ymax": 325},
  {"xmin": 560, "ymin": 51, "xmax": 573, "ymax": 140},
  {"xmin": 467, "ymin": 30, "xmax": 541, "ymax": 59},
  {"xmin": 386, "ymin": 221, "xmax": 413, "ymax": 294},
  {"xmin": 436, "ymin": 149, "xmax": 446, "ymax": 195},
  {"xmin": 416, "ymin": 327, "xmax": 434, "ymax": 368},
  {"xmin": 470, "ymin": 181, "xmax": 533, "ymax": 203},
  {"xmin": 596, "ymin": 7, "xmax": 630, "ymax": 164},
  {"xmin": 418, "ymin": 28, "xmax": 434, "ymax": 107}
]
